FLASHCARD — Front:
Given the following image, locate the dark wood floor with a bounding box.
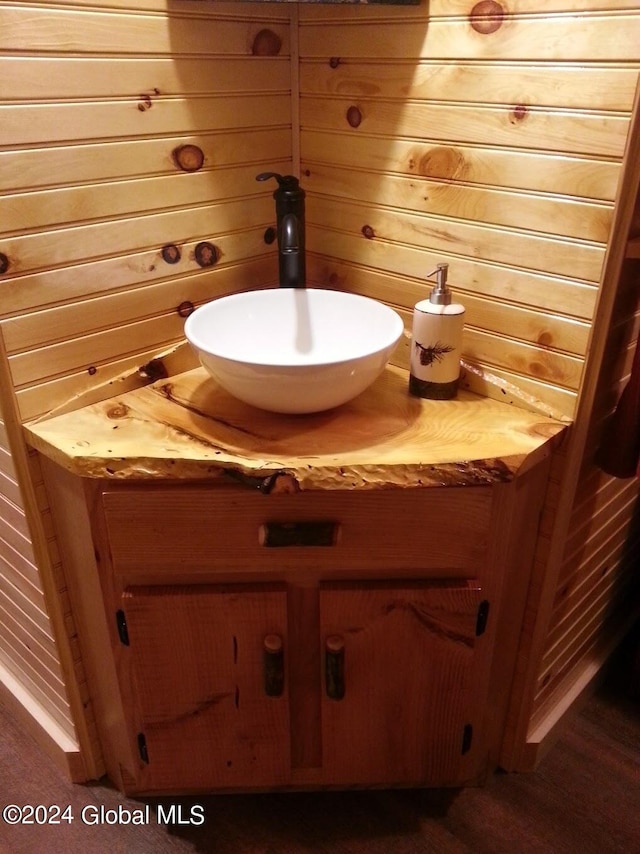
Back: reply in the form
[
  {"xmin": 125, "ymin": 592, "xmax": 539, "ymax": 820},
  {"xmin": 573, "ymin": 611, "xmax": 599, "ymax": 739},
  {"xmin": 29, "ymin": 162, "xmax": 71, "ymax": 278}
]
[{"xmin": 1, "ymin": 640, "xmax": 639, "ymax": 854}]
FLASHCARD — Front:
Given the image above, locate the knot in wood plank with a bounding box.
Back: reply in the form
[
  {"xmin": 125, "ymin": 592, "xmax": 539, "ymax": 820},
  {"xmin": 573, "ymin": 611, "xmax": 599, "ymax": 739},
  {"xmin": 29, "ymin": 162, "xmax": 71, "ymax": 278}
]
[
  {"xmin": 251, "ymin": 29, "xmax": 282, "ymax": 56},
  {"xmin": 469, "ymin": 1, "xmax": 505, "ymax": 34}
]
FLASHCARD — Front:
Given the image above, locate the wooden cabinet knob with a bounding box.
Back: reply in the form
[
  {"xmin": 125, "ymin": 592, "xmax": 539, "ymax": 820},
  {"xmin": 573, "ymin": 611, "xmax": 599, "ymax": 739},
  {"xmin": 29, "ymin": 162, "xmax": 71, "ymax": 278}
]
[
  {"xmin": 263, "ymin": 634, "xmax": 284, "ymax": 697},
  {"xmin": 325, "ymin": 635, "xmax": 345, "ymax": 700}
]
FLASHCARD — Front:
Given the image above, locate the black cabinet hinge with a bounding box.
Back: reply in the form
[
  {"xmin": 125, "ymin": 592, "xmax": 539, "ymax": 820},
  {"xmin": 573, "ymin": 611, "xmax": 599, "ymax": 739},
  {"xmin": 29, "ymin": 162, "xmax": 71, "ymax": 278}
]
[
  {"xmin": 116, "ymin": 609, "xmax": 130, "ymax": 646},
  {"xmin": 137, "ymin": 732, "xmax": 149, "ymax": 764},
  {"xmin": 475, "ymin": 600, "xmax": 490, "ymax": 637},
  {"xmin": 461, "ymin": 723, "xmax": 473, "ymax": 755}
]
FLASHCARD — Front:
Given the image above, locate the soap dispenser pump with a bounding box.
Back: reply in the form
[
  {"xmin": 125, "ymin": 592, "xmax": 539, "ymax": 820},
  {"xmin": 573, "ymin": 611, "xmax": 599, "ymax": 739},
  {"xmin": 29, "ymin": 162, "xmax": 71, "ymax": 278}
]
[{"xmin": 409, "ymin": 263, "xmax": 465, "ymax": 400}]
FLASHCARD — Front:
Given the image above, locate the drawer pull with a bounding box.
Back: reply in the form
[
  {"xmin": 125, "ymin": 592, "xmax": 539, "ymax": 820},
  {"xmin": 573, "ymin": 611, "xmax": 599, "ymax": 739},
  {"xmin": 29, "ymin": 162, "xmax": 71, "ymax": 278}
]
[
  {"xmin": 325, "ymin": 635, "xmax": 345, "ymax": 700},
  {"xmin": 263, "ymin": 634, "xmax": 285, "ymax": 697},
  {"xmin": 260, "ymin": 521, "xmax": 339, "ymax": 548}
]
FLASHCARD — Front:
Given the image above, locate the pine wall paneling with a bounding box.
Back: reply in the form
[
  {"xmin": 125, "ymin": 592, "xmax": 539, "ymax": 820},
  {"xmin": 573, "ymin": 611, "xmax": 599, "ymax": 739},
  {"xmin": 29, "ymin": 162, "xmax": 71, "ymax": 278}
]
[
  {"xmin": 1, "ymin": 1, "xmax": 292, "ymax": 421},
  {"xmin": 298, "ymin": 2, "xmax": 640, "ymax": 420},
  {"xmin": 0, "ymin": 419, "xmax": 69, "ymax": 727},
  {"xmin": 0, "ymin": 0, "xmax": 293, "ymax": 774},
  {"xmin": 296, "ymin": 0, "xmax": 640, "ymax": 769},
  {"xmin": 528, "ymin": 278, "xmax": 640, "ymax": 740},
  {"xmin": 0, "ymin": 386, "xmax": 87, "ymax": 779},
  {"xmin": 501, "ymin": 83, "xmax": 640, "ymax": 768}
]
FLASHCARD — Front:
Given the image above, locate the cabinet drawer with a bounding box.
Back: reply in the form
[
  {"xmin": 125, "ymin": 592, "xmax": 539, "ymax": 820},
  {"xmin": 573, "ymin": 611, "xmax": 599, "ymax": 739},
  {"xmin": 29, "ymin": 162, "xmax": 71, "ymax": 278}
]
[{"xmin": 102, "ymin": 484, "xmax": 491, "ymax": 575}]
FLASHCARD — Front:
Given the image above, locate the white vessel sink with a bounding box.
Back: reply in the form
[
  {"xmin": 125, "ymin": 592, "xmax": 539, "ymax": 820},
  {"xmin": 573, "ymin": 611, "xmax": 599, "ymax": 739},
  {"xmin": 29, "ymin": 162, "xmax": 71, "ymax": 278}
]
[{"xmin": 184, "ymin": 288, "xmax": 404, "ymax": 414}]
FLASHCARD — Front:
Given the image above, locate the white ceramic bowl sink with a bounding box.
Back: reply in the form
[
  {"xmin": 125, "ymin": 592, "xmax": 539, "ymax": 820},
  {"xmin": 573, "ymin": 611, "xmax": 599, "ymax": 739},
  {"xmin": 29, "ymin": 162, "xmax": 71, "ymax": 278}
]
[{"xmin": 184, "ymin": 288, "xmax": 404, "ymax": 414}]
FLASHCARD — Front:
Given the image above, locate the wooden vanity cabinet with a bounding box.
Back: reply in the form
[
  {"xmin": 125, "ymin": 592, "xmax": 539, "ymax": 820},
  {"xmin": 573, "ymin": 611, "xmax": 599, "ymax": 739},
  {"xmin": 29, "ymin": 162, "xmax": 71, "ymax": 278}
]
[
  {"xmin": 41, "ymin": 461, "xmax": 550, "ymax": 795},
  {"xmin": 118, "ymin": 578, "xmax": 485, "ymax": 793}
]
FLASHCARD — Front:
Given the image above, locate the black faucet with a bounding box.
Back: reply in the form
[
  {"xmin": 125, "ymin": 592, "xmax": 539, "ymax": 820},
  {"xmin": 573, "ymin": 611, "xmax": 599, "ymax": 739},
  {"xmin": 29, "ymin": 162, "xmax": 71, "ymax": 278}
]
[{"xmin": 257, "ymin": 172, "xmax": 306, "ymax": 288}]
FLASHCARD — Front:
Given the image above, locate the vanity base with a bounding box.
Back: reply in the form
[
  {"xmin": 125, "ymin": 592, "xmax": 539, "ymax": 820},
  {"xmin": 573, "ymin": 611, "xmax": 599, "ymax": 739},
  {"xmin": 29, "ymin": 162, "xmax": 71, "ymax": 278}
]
[{"xmin": 40, "ymin": 455, "xmax": 551, "ymax": 795}]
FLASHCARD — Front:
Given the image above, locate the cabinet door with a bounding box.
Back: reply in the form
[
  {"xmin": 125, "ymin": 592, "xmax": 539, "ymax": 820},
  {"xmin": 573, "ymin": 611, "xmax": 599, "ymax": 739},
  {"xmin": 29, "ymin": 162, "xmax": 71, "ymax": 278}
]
[
  {"xmin": 319, "ymin": 580, "xmax": 485, "ymax": 786},
  {"xmin": 121, "ymin": 583, "xmax": 290, "ymax": 791}
]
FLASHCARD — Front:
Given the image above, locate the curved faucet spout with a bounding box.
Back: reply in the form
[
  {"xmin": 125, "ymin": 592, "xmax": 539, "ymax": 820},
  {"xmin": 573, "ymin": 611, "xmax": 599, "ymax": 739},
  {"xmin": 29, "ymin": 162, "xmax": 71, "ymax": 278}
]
[
  {"xmin": 257, "ymin": 171, "xmax": 306, "ymax": 288},
  {"xmin": 280, "ymin": 214, "xmax": 303, "ymax": 288},
  {"xmin": 281, "ymin": 213, "xmax": 300, "ymax": 252}
]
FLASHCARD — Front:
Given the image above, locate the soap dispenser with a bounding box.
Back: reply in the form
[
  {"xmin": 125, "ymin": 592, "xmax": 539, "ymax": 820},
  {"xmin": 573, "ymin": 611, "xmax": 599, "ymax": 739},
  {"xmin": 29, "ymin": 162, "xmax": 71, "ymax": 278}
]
[{"xmin": 409, "ymin": 263, "xmax": 465, "ymax": 400}]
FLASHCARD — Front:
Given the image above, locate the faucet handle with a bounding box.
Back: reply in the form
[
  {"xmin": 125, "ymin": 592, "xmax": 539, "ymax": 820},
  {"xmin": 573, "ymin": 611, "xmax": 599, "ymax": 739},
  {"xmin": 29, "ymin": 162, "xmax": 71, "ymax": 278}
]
[
  {"xmin": 256, "ymin": 172, "xmax": 301, "ymax": 191},
  {"xmin": 256, "ymin": 171, "xmax": 282, "ymax": 184}
]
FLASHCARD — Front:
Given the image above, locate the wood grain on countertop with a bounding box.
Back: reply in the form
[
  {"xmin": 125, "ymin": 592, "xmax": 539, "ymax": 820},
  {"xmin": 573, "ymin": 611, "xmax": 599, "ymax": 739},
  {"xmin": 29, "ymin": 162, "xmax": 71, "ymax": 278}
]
[{"xmin": 24, "ymin": 365, "xmax": 568, "ymax": 490}]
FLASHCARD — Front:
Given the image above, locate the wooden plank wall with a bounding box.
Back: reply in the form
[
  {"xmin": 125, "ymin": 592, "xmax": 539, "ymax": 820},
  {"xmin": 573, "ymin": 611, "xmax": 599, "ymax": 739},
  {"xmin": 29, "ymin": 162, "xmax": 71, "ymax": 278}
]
[
  {"xmin": 0, "ymin": 0, "xmax": 291, "ymax": 423},
  {"xmin": 296, "ymin": 0, "xmax": 640, "ymax": 765},
  {"xmin": 0, "ymin": 404, "xmax": 76, "ymax": 740},
  {"xmin": 527, "ymin": 209, "xmax": 640, "ymax": 746},
  {"xmin": 0, "ymin": 0, "xmax": 292, "ymax": 764},
  {"xmin": 498, "ymin": 90, "xmax": 640, "ymax": 769},
  {"xmin": 297, "ymin": 0, "xmax": 640, "ymax": 419}
]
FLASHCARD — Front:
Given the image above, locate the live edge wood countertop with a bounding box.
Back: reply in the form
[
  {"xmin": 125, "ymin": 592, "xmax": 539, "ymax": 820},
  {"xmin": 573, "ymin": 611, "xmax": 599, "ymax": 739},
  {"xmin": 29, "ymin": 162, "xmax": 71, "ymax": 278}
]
[{"xmin": 24, "ymin": 364, "xmax": 568, "ymax": 491}]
